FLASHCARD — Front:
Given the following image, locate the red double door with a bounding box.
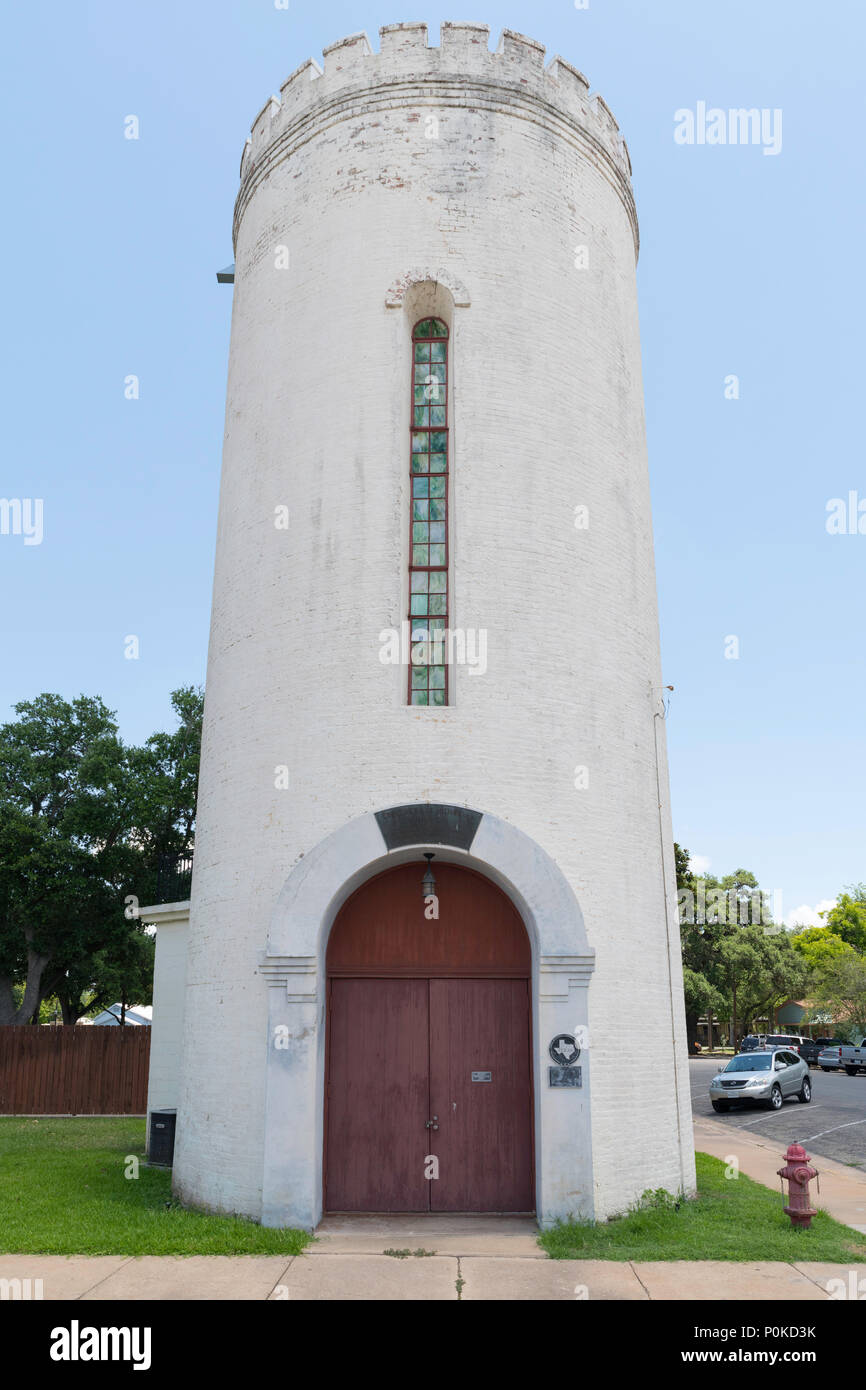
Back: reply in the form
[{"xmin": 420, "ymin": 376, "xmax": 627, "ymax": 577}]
[
  {"xmin": 326, "ymin": 977, "xmax": 533, "ymax": 1212},
  {"xmin": 324, "ymin": 864, "xmax": 534, "ymax": 1213}
]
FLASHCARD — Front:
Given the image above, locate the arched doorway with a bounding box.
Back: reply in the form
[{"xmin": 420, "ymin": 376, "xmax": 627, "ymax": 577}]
[{"xmin": 324, "ymin": 861, "xmax": 534, "ymax": 1213}]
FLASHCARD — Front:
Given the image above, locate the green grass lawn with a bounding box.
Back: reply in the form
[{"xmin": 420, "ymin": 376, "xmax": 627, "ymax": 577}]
[
  {"xmin": 3, "ymin": 1123, "xmax": 864, "ymax": 1263},
  {"xmin": 540, "ymin": 1152, "xmax": 866, "ymax": 1262},
  {"xmin": 0, "ymin": 1117, "xmax": 310, "ymax": 1256}
]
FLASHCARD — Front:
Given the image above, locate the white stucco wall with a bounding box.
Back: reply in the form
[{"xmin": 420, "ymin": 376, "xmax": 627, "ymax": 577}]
[
  {"xmin": 172, "ymin": 22, "xmax": 695, "ymax": 1223},
  {"xmin": 142, "ymin": 906, "xmax": 190, "ymax": 1134}
]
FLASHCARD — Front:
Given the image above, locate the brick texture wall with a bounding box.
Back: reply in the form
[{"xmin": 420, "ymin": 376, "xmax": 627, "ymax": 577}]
[{"xmin": 172, "ymin": 23, "xmax": 695, "ymax": 1221}]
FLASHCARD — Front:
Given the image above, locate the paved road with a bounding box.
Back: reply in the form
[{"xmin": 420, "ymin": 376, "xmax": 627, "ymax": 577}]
[{"xmin": 689, "ymin": 1057, "xmax": 866, "ymax": 1168}]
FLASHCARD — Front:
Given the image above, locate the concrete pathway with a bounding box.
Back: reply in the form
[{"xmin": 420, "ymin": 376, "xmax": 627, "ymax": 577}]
[
  {"xmin": 694, "ymin": 1114, "xmax": 866, "ymax": 1234},
  {"xmin": 0, "ymin": 1249, "xmax": 861, "ymax": 1300}
]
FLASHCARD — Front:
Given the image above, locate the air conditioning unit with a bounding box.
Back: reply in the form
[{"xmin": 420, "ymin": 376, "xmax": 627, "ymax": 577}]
[{"xmin": 148, "ymin": 1109, "xmax": 177, "ymax": 1167}]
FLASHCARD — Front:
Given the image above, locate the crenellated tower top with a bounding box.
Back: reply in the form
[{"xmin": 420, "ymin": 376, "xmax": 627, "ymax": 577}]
[{"xmin": 234, "ymin": 22, "xmax": 637, "ymax": 256}]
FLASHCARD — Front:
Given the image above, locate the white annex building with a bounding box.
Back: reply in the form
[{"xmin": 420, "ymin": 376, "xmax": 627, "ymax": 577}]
[{"xmin": 142, "ymin": 21, "xmax": 695, "ymax": 1231}]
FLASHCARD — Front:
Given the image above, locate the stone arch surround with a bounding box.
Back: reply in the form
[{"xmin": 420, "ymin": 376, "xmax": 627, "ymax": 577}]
[
  {"xmin": 385, "ymin": 266, "xmax": 472, "ymax": 309},
  {"xmin": 259, "ymin": 803, "xmax": 595, "ymax": 1229}
]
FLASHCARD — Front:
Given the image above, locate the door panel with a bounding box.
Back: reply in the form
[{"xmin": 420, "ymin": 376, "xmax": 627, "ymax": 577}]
[
  {"xmin": 429, "ymin": 979, "xmax": 533, "ymax": 1212},
  {"xmin": 324, "ymin": 865, "xmax": 534, "ymax": 1214},
  {"xmin": 327, "ymin": 863, "xmax": 530, "ymax": 976},
  {"xmin": 325, "ymin": 978, "xmax": 429, "ymax": 1211}
]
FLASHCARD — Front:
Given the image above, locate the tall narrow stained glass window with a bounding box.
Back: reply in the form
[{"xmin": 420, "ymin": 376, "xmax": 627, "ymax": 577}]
[{"xmin": 408, "ymin": 317, "xmax": 449, "ymax": 706}]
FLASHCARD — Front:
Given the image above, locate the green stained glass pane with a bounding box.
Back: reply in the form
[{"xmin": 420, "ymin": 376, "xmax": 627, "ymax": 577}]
[{"xmin": 409, "ymin": 306, "xmax": 448, "ymax": 701}]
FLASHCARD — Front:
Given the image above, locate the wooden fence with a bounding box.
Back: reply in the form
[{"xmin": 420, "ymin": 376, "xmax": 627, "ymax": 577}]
[{"xmin": 0, "ymin": 1025, "xmax": 150, "ymax": 1114}]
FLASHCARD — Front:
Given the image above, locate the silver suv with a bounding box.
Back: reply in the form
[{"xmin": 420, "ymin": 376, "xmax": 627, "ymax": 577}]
[{"xmin": 709, "ymin": 1048, "xmax": 811, "ymax": 1112}]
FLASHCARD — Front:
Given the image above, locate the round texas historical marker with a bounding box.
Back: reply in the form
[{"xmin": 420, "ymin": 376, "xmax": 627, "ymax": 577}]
[{"xmin": 549, "ymin": 1034, "xmax": 580, "ymax": 1067}]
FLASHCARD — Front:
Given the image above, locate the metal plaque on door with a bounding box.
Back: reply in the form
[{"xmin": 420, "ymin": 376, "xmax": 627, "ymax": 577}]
[{"xmin": 471, "ymin": 1070, "xmax": 492, "ymax": 1082}]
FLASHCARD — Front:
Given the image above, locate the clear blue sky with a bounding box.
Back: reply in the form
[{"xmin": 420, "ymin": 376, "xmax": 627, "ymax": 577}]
[{"xmin": 2, "ymin": 1, "xmax": 863, "ymax": 921}]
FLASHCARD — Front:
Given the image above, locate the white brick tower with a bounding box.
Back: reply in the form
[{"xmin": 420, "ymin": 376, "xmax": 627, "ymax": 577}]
[{"xmin": 170, "ymin": 22, "xmax": 695, "ymax": 1229}]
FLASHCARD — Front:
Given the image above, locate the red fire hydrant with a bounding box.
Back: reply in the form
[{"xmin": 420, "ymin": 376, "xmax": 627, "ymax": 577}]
[{"xmin": 777, "ymin": 1143, "xmax": 819, "ymax": 1229}]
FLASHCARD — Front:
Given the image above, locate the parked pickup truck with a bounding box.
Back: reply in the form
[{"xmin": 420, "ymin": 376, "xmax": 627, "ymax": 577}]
[
  {"xmin": 800, "ymin": 1036, "xmax": 846, "ymax": 1067},
  {"xmin": 817, "ymin": 1040, "xmax": 866, "ymax": 1075}
]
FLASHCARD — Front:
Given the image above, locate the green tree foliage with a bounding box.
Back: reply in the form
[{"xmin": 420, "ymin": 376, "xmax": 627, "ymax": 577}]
[
  {"xmin": 790, "ymin": 925, "xmax": 856, "ymax": 977},
  {"xmin": 0, "ymin": 688, "xmax": 201, "ymax": 1024},
  {"xmin": 714, "ymin": 926, "xmax": 810, "ymax": 1045},
  {"xmin": 815, "ymin": 953, "xmax": 866, "ymax": 1038},
  {"xmin": 676, "ymin": 844, "xmax": 726, "ymax": 1049},
  {"xmin": 676, "ymin": 846, "xmax": 810, "ymax": 1047},
  {"xmin": 789, "ymin": 892, "xmax": 866, "ymax": 1033},
  {"xmin": 820, "ymin": 885, "xmax": 866, "ymax": 954}
]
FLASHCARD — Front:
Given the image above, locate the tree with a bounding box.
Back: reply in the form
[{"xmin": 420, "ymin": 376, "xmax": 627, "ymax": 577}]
[
  {"xmin": 791, "ymin": 925, "xmax": 856, "ymax": 981},
  {"xmin": 676, "ymin": 845, "xmax": 811, "ymax": 1048},
  {"xmin": 676, "ymin": 844, "xmax": 727, "ymax": 1049},
  {"xmin": 716, "ymin": 927, "xmax": 810, "ymax": 1042},
  {"xmin": 0, "ymin": 688, "xmax": 201, "ymax": 1025},
  {"xmin": 814, "ymin": 954, "xmax": 866, "ymax": 1038},
  {"xmin": 75, "ymin": 924, "xmax": 155, "ymax": 1024},
  {"xmin": 0, "ymin": 694, "xmax": 130, "ymax": 1024},
  {"xmin": 130, "ymin": 686, "xmax": 202, "ymax": 873},
  {"xmin": 820, "ymin": 887, "xmax": 866, "ymax": 954}
]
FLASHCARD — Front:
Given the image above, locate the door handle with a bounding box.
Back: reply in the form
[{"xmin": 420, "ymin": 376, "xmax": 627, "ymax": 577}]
[{"xmin": 426, "ymin": 1116, "xmax": 439, "ymax": 1130}]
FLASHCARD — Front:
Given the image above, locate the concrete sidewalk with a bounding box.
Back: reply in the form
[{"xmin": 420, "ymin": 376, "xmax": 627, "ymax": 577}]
[
  {"xmin": 694, "ymin": 1115, "xmax": 866, "ymax": 1234},
  {"xmin": 0, "ymin": 1248, "xmax": 861, "ymax": 1300}
]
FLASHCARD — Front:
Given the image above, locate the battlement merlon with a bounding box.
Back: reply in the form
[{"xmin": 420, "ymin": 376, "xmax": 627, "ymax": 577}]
[{"xmin": 241, "ymin": 23, "xmax": 634, "ymax": 191}]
